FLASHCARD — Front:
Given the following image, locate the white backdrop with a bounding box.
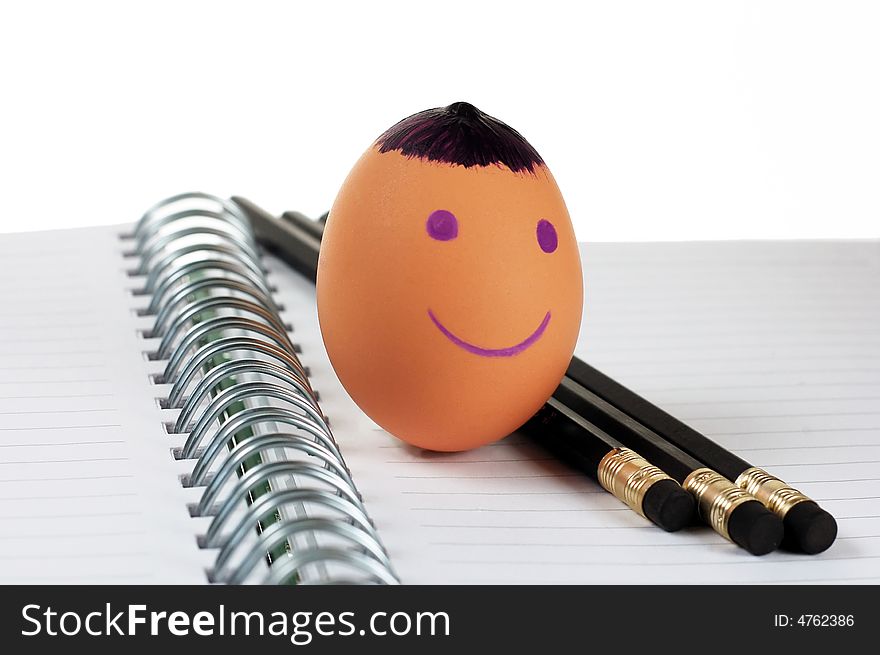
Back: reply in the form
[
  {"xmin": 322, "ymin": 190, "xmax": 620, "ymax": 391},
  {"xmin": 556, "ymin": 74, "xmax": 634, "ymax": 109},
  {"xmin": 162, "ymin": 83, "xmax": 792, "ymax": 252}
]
[{"xmin": 0, "ymin": 1, "xmax": 877, "ymax": 241}]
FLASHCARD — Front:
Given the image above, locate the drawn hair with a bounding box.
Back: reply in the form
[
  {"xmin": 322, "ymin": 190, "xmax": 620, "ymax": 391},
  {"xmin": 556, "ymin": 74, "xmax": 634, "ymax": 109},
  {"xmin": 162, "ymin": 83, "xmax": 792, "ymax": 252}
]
[{"xmin": 375, "ymin": 102, "xmax": 544, "ymax": 174}]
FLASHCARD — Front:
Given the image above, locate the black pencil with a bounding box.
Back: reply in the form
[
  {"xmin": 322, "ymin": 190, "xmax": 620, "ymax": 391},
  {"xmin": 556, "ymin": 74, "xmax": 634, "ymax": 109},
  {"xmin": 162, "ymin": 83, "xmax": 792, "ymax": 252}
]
[
  {"xmin": 233, "ymin": 197, "xmax": 320, "ymax": 282},
  {"xmin": 554, "ymin": 376, "xmax": 784, "ymax": 555},
  {"xmin": 521, "ymin": 397, "xmax": 695, "ymax": 531},
  {"xmin": 282, "ymin": 210, "xmax": 325, "ymax": 241},
  {"xmin": 565, "ymin": 358, "xmax": 838, "ymax": 554},
  {"xmin": 232, "ymin": 197, "xmax": 696, "ymax": 532}
]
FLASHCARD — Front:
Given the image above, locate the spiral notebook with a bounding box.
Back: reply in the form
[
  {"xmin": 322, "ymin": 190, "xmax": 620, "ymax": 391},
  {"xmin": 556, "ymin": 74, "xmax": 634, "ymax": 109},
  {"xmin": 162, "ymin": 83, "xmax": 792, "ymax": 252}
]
[
  {"xmin": 0, "ymin": 194, "xmax": 395, "ymax": 585},
  {"xmin": 0, "ymin": 193, "xmax": 877, "ymax": 584}
]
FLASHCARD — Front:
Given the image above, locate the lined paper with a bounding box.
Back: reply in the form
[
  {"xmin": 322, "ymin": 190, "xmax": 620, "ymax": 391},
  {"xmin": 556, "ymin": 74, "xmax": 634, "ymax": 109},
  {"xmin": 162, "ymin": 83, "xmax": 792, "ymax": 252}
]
[
  {"xmin": 0, "ymin": 227, "xmax": 207, "ymax": 583},
  {"xmin": 270, "ymin": 240, "xmax": 880, "ymax": 584}
]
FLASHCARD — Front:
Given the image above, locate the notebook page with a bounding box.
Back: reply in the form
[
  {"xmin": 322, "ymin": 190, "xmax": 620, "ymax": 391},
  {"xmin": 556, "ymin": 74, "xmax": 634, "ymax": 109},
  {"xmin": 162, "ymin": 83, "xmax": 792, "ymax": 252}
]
[
  {"xmin": 268, "ymin": 240, "xmax": 880, "ymax": 584},
  {"xmin": 0, "ymin": 226, "xmax": 209, "ymax": 583}
]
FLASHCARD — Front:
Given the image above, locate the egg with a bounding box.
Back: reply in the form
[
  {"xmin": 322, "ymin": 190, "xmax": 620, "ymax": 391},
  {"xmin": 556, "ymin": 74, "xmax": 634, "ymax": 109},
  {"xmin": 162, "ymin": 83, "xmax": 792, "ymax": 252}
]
[{"xmin": 317, "ymin": 102, "xmax": 583, "ymax": 451}]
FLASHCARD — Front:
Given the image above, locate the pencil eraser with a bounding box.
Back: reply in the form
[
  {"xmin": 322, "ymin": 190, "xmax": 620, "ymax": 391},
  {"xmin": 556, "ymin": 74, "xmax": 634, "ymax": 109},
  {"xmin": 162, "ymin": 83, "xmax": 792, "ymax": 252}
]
[
  {"xmin": 727, "ymin": 500, "xmax": 784, "ymax": 556},
  {"xmin": 641, "ymin": 479, "xmax": 696, "ymax": 532},
  {"xmin": 782, "ymin": 501, "xmax": 838, "ymax": 554},
  {"xmin": 317, "ymin": 102, "xmax": 584, "ymax": 451}
]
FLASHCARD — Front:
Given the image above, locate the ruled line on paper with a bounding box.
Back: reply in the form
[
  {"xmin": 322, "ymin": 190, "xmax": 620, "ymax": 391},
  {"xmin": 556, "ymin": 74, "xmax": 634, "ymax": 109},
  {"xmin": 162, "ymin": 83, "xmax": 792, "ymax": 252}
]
[
  {"xmin": 0, "ymin": 351, "xmax": 103, "ymax": 359},
  {"xmin": 760, "ymin": 575, "xmax": 880, "ymax": 584},
  {"xmin": 0, "ymin": 457, "xmax": 129, "ymax": 465},
  {"xmin": 0, "ymin": 408, "xmax": 116, "ymax": 415},
  {"xmin": 0, "ymin": 511, "xmax": 142, "ymax": 520},
  {"xmin": 0, "ymin": 338, "xmax": 99, "ymax": 348},
  {"xmin": 0, "ymin": 309, "xmax": 99, "ymax": 318},
  {"xmin": 436, "ymin": 555, "xmax": 880, "ymax": 567},
  {"xmin": 753, "ymin": 460, "xmax": 880, "ymax": 468},
  {"xmin": 0, "ymin": 474, "xmax": 136, "ymax": 483},
  {"xmin": 401, "ymin": 490, "xmax": 604, "ymax": 496},
  {"xmin": 393, "ymin": 474, "xmax": 583, "ymax": 480},
  {"xmin": 680, "ymin": 411, "xmax": 880, "ymax": 421},
  {"xmin": 0, "ymin": 393, "xmax": 114, "ymax": 400},
  {"xmin": 660, "ymin": 395, "xmax": 880, "ymax": 406},
  {"xmin": 420, "ymin": 524, "xmax": 656, "ymax": 531},
  {"xmin": 0, "ymin": 363, "xmax": 106, "ymax": 371},
  {"xmin": 0, "ymin": 530, "xmax": 147, "ymax": 540},
  {"xmin": 582, "ymin": 366, "xmax": 880, "ymax": 378},
  {"xmin": 0, "ymin": 492, "xmax": 138, "ymax": 501},
  {"xmin": 0, "ymin": 322, "xmax": 100, "ymax": 331},
  {"xmin": 385, "ymin": 457, "xmax": 554, "ymax": 465},
  {"xmin": 0, "ymin": 552, "xmax": 149, "ymax": 561},
  {"xmin": 582, "ymin": 353, "xmax": 880, "ymax": 366},
  {"xmin": 411, "ymin": 507, "xmax": 631, "ymax": 513},
  {"xmin": 0, "ymin": 424, "xmax": 121, "ymax": 431},
  {"xmin": 0, "ymin": 574, "xmax": 153, "ymax": 582},
  {"xmin": 429, "ymin": 541, "xmax": 739, "ymax": 548},
  {"xmin": 0, "ymin": 378, "xmax": 111, "ymax": 385},
  {"xmin": 735, "ymin": 444, "xmax": 880, "ymax": 452},
  {"xmin": 0, "ymin": 439, "xmax": 125, "ymax": 448},
  {"xmin": 707, "ymin": 427, "xmax": 880, "ymax": 436}
]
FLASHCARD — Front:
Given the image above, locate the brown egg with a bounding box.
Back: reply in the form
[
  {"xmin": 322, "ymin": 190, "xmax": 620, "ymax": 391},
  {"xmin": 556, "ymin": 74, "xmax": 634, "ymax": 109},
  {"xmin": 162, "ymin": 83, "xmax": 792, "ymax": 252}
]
[{"xmin": 317, "ymin": 102, "xmax": 583, "ymax": 451}]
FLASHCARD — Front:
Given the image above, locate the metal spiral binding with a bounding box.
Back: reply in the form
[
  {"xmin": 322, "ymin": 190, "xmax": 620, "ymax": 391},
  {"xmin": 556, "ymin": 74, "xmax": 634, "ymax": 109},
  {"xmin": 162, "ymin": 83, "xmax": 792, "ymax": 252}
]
[{"xmin": 125, "ymin": 192, "xmax": 398, "ymax": 585}]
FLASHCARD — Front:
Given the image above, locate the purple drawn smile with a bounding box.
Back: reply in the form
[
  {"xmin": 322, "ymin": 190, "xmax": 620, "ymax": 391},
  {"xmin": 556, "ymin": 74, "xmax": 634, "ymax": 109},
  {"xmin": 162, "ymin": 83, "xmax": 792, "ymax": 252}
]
[{"xmin": 427, "ymin": 310, "xmax": 551, "ymax": 357}]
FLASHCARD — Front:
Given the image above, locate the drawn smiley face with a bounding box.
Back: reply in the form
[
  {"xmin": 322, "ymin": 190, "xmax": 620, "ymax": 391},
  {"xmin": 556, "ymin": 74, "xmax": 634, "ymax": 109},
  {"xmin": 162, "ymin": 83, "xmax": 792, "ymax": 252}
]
[
  {"xmin": 425, "ymin": 209, "xmax": 558, "ymax": 357},
  {"xmin": 317, "ymin": 106, "xmax": 582, "ymax": 451}
]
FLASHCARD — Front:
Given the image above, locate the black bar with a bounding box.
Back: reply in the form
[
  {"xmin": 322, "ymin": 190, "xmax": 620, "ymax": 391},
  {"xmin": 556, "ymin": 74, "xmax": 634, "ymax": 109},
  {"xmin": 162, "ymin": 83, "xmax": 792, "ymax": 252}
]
[{"xmin": 0, "ymin": 585, "xmax": 872, "ymax": 652}]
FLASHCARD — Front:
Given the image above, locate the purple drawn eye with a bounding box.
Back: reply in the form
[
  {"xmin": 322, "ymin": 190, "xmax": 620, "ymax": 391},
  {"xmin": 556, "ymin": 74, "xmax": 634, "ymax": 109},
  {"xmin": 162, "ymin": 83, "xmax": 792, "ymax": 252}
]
[
  {"xmin": 537, "ymin": 219, "xmax": 557, "ymax": 253},
  {"xmin": 426, "ymin": 209, "xmax": 458, "ymax": 241}
]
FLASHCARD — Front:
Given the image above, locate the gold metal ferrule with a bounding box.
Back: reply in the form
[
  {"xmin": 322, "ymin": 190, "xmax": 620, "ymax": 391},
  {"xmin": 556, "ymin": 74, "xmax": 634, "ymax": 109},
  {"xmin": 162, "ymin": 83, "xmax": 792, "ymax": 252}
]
[
  {"xmin": 682, "ymin": 467, "xmax": 754, "ymax": 541},
  {"xmin": 597, "ymin": 447, "xmax": 673, "ymax": 519},
  {"xmin": 736, "ymin": 467, "xmax": 810, "ymax": 518}
]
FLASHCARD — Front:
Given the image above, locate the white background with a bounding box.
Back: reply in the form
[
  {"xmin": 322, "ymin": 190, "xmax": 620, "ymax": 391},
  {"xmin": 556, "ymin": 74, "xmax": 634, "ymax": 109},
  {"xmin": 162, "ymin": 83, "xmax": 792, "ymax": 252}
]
[{"xmin": 0, "ymin": 1, "xmax": 877, "ymax": 241}]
